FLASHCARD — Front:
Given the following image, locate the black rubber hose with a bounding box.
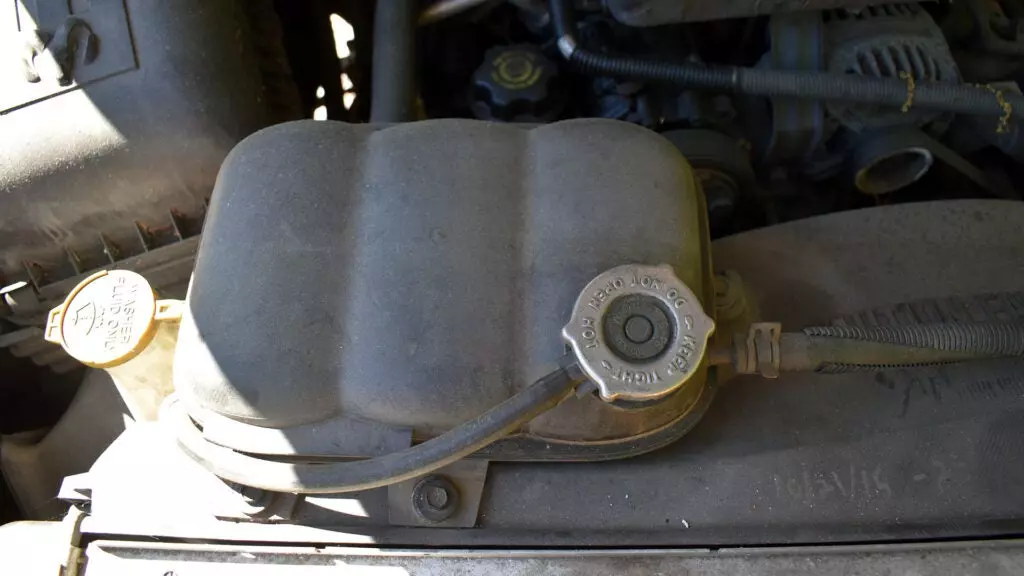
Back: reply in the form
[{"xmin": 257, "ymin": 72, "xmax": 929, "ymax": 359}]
[
  {"xmin": 165, "ymin": 364, "xmax": 577, "ymax": 494},
  {"xmin": 775, "ymin": 321, "xmax": 1024, "ymax": 373},
  {"xmin": 803, "ymin": 322, "xmax": 1024, "ymax": 356},
  {"xmin": 548, "ymin": 0, "xmax": 1024, "ymax": 117},
  {"xmin": 370, "ymin": 0, "xmax": 417, "ymax": 122}
]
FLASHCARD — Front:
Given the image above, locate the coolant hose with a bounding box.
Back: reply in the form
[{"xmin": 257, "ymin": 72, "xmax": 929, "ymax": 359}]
[
  {"xmin": 782, "ymin": 321, "xmax": 1024, "ymax": 373},
  {"xmin": 548, "ymin": 0, "xmax": 1024, "ymax": 118},
  {"xmin": 371, "ymin": 0, "xmax": 417, "ymax": 122},
  {"xmin": 803, "ymin": 322, "xmax": 1024, "ymax": 355},
  {"xmin": 165, "ymin": 363, "xmax": 578, "ymax": 494}
]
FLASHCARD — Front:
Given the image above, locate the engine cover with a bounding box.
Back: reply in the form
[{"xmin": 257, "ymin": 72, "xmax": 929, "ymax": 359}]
[{"xmin": 174, "ymin": 119, "xmax": 713, "ymax": 452}]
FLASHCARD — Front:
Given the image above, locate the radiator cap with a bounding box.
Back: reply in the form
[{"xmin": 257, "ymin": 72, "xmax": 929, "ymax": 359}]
[{"xmin": 563, "ymin": 264, "xmax": 715, "ymax": 402}]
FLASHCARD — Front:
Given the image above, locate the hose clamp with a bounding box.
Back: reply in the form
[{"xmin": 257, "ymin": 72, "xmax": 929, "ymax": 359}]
[{"xmin": 556, "ymin": 35, "xmax": 577, "ymax": 59}]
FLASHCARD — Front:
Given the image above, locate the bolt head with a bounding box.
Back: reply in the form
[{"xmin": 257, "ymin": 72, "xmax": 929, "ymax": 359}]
[
  {"xmin": 412, "ymin": 475, "xmax": 460, "ymax": 523},
  {"xmin": 425, "ymin": 485, "xmax": 449, "ymax": 509}
]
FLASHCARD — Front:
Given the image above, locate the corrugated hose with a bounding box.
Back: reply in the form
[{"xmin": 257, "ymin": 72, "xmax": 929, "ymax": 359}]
[{"xmin": 788, "ymin": 321, "xmax": 1024, "ymax": 373}]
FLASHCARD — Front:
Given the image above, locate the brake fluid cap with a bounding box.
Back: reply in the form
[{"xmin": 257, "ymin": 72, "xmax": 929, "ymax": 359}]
[
  {"xmin": 45, "ymin": 270, "xmax": 160, "ymax": 368},
  {"xmin": 563, "ymin": 264, "xmax": 715, "ymax": 401}
]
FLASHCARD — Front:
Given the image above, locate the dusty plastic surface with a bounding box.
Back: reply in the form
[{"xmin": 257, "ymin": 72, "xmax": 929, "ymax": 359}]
[
  {"xmin": 45, "ymin": 270, "xmax": 182, "ymax": 422},
  {"xmin": 100, "ymin": 320, "xmax": 181, "ymax": 422},
  {"xmin": 0, "ymin": 0, "xmax": 296, "ymax": 282},
  {"xmin": 87, "ymin": 200, "xmax": 1024, "ymax": 548},
  {"xmin": 175, "ymin": 119, "xmax": 712, "ymax": 441},
  {"xmin": 1, "ymin": 369, "xmax": 128, "ymax": 520},
  {"xmin": 0, "ymin": 521, "xmax": 68, "ymax": 574}
]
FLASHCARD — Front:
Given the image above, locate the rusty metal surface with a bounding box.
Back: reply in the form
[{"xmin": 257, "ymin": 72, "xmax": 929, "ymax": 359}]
[{"xmin": 606, "ymin": 0, "xmax": 926, "ymax": 26}]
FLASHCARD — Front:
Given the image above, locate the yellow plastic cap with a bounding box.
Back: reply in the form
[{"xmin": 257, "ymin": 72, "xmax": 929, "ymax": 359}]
[{"xmin": 44, "ymin": 270, "xmax": 181, "ymax": 368}]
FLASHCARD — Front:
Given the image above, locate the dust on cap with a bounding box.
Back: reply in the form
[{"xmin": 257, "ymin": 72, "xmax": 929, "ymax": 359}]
[{"xmin": 44, "ymin": 270, "xmax": 171, "ymax": 368}]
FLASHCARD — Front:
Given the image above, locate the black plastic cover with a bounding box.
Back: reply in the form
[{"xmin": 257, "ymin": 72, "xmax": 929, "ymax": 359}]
[{"xmin": 470, "ymin": 45, "xmax": 565, "ymax": 122}]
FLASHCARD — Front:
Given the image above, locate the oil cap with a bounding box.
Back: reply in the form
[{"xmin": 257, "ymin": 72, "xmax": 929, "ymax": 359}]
[
  {"xmin": 470, "ymin": 45, "xmax": 565, "ymax": 122},
  {"xmin": 44, "ymin": 270, "xmax": 182, "ymax": 368},
  {"xmin": 563, "ymin": 264, "xmax": 715, "ymax": 402}
]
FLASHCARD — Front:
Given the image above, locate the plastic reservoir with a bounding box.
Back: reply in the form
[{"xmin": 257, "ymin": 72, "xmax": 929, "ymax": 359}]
[{"xmin": 45, "ymin": 270, "xmax": 182, "ymax": 422}]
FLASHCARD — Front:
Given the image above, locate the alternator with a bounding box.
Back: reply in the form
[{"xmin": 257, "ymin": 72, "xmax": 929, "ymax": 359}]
[{"xmin": 824, "ymin": 4, "xmax": 960, "ymax": 132}]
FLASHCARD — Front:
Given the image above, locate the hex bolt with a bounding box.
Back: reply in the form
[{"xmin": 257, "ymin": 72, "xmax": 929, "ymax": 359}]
[
  {"xmin": 425, "ymin": 485, "xmax": 449, "ymax": 508},
  {"xmin": 412, "ymin": 475, "xmax": 460, "ymax": 523}
]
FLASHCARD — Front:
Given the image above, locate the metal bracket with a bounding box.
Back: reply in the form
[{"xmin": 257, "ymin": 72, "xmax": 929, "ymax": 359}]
[
  {"xmin": 764, "ymin": 12, "xmax": 825, "ymax": 164},
  {"xmin": 59, "ymin": 507, "xmax": 87, "ymax": 576},
  {"xmin": 388, "ymin": 460, "xmax": 489, "ymax": 528}
]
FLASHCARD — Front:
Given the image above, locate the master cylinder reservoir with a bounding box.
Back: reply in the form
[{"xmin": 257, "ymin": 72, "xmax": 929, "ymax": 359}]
[{"xmin": 45, "ymin": 270, "xmax": 183, "ymax": 422}]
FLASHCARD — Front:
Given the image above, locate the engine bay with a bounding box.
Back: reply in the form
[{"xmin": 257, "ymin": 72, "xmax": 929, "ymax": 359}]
[
  {"xmin": 2, "ymin": 0, "xmax": 1024, "ymax": 569},
  {"xmin": 2, "ymin": 0, "xmax": 1023, "ymax": 311}
]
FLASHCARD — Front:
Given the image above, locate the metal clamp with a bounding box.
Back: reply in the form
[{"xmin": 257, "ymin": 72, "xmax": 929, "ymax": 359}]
[{"xmin": 735, "ymin": 322, "xmax": 782, "ymax": 379}]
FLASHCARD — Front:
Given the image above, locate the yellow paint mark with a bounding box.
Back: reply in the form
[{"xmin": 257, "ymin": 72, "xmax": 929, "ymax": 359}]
[
  {"xmin": 976, "ymin": 83, "xmax": 1014, "ymax": 134},
  {"xmin": 899, "ymin": 71, "xmax": 915, "ymax": 113},
  {"xmin": 491, "ymin": 51, "xmax": 542, "ymax": 90}
]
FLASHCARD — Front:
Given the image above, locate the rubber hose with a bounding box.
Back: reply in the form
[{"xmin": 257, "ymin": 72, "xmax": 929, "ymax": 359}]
[
  {"xmin": 371, "ymin": 0, "xmax": 417, "ymax": 122},
  {"xmin": 816, "ymin": 361, "xmax": 962, "ymax": 374},
  {"xmin": 803, "ymin": 322, "xmax": 1024, "ymax": 356},
  {"xmin": 548, "ymin": 0, "xmax": 1024, "ymax": 117},
  {"xmin": 419, "ymin": 0, "xmax": 491, "ymax": 25},
  {"xmin": 165, "ymin": 365, "xmax": 577, "ymax": 494}
]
